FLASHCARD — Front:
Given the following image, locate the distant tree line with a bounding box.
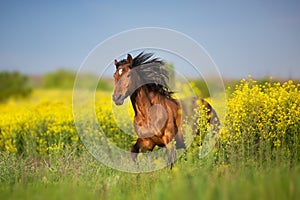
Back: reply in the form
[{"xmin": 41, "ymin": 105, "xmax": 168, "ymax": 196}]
[
  {"xmin": 2, "ymin": 68, "xmax": 291, "ymax": 102},
  {"xmin": 0, "ymin": 69, "xmax": 114, "ymax": 102}
]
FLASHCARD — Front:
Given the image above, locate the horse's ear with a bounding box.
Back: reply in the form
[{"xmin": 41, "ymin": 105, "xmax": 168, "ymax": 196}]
[
  {"xmin": 127, "ymin": 54, "xmax": 133, "ymax": 66},
  {"xmin": 114, "ymin": 59, "xmax": 118, "ymax": 68}
]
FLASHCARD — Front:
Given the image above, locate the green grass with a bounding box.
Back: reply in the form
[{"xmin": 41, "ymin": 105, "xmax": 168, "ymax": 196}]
[{"xmin": 0, "ymin": 149, "xmax": 299, "ymax": 200}]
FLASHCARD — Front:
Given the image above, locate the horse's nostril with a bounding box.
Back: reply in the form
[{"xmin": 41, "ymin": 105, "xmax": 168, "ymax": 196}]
[{"xmin": 113, "ymin": 94, "xmax": 122, "ymax": 102}]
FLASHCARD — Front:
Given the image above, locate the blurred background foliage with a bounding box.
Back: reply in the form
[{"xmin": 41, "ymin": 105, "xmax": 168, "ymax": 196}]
[
  {"xmin": 42, "ymin": 68, "xmax": 113, "ymax": 91},
  {"xmin": 0, "ymin": 68, "xmax": 113, "ymax": 102},
  {"xmin": 0, "ymin": 65, "xmax": 297, "ymax": 102},
  {"xmin": 0, "ymin": 71, "xmax": 32, "ymax": 102}
]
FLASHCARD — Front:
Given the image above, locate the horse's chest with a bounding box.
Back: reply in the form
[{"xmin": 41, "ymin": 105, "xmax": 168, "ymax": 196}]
[
  {"xmin": 134, "ymin": 115, "xmax": 148, "ymax": 126},
  {"xmin": 134, "ymin": 115, "xmax": 165, "ymax": 138}
]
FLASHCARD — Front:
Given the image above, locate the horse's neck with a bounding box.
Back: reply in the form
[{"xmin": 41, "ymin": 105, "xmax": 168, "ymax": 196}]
[{"xmin": 130, "ymin": 86, "xmax": 153, "ymax": 117}]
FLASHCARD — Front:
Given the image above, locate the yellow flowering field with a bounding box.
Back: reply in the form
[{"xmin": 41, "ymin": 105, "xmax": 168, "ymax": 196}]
[
  {"xmin": 219, "ymin": 78, "xmax": 300, "ymax": 164},
  {"xmin": 0, "ymin": 90, "xmax": 77, "ymax": 155},
  {"xmin": 0, "ymin": 78, "xmax": 300, "ymax": 200},
  {"xmin": 0, "ymin": 79, "xmax": 299, "ymax": 164},
  {"xmin": 0, "ymin": 89, "xmax": 136, "ymax": 156}
]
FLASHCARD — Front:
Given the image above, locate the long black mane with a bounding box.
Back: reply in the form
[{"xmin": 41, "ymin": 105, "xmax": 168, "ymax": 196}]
[{"xmin": 121, "ymin": 52, "xmax": 175, "ymax": 99}]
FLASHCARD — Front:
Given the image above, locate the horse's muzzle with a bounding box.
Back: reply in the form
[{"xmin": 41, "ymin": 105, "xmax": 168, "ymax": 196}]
[{"xmin": 112, "ymin": 94, "xmax": 125, "ymax": 105}]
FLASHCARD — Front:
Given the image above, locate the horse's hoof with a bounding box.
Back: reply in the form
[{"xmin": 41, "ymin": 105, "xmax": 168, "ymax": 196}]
[{"xmin": 170, "ymin": 163, "xmax": 174, "ymax": 170}]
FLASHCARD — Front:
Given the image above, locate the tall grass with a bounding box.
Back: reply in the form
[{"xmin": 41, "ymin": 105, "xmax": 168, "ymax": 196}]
[{"xmin": 0, "ymin": 150, "xmax": 299, "ymax": 200}]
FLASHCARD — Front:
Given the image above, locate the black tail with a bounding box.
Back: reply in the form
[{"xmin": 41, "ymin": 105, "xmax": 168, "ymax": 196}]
[
  {"xmin": 179, "ymin": 97, "xmax": 220, "ymax": 132},
  {"xmin": 198, "ymin": 98, "xmax": 220, "ymax": 136}
]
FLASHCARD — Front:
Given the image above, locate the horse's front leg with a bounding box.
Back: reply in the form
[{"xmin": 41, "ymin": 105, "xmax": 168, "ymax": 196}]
[
  {"xmin": 162, "ymin": 133, "xmax": 176, "ymax": 169},
  {"xmin": 131, "ymin": 140, "xmax": 140, "ymax": 163},
  {"xmin": 131, "ymin": 138, "xmax": 155, "ymax": 163}
]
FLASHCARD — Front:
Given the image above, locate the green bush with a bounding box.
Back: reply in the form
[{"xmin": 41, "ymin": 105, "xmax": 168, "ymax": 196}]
[
  {"xmin": 43, "ymin": 69, "xmax": 76, "ymax": 89},
  {"xmin": 43, "ymin": 69, "xmax": 112, "ymax": 91},
  {"xmin": 0, "ymin": 71, "xmax": 32, "ymax": 102},
  {"xmin": 189, "ymin": 79, "xmax": 210, "ymax": 97}
]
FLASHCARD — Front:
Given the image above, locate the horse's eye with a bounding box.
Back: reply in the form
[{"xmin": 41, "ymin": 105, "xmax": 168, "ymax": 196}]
[{"xmin": 118, "ymin": 68, "xmax": 123, "ymax": 76}]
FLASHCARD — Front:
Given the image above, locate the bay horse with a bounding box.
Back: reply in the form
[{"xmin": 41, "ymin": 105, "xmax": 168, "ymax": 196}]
[{"xmin": 112, "ymin": 52, "xmax": 219, "ymax": 169}]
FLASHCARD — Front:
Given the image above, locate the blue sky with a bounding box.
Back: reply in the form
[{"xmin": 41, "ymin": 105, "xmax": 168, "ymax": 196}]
[{"xmin": 0, "ymin": 0, "xmax": 300, "ymax": 79}]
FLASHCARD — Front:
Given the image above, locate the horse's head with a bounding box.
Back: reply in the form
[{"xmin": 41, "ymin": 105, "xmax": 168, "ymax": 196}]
[{"xmin": 112, "ymin": 54, "xmax": 137, "ymax": 105}]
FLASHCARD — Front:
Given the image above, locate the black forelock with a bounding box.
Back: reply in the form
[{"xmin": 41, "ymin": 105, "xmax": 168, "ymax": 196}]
[{"xmin": 116, "ymin": 59, "xmax": 129, "ymax": 68}]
